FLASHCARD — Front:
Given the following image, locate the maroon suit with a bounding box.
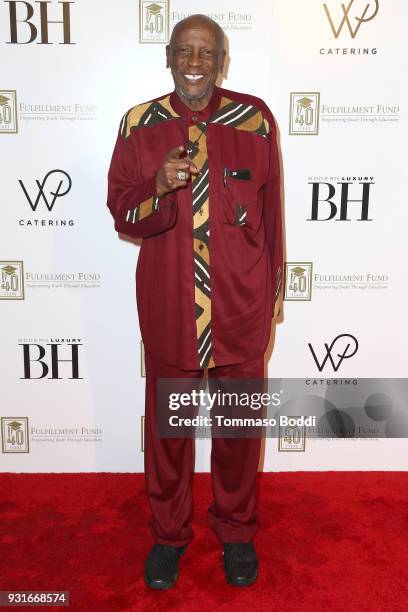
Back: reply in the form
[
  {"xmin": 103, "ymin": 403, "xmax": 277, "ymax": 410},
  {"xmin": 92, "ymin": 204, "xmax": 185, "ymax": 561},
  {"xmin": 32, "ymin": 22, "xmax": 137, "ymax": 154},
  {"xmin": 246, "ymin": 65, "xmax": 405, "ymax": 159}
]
[{"xmin": 107, "ymin": 85, "xmax": 283, "ymax": 545}]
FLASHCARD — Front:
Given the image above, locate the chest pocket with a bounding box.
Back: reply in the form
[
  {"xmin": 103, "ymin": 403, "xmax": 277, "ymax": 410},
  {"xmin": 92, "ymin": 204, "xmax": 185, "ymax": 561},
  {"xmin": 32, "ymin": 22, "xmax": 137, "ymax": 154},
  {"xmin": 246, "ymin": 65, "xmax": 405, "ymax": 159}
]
[
  {"xmin": 220, "ymin": 169, "xmax": 263, "ymax": 229},
  {"xmin": 217, "ymin": 127, "xmax": 269, "ymax": 229}
]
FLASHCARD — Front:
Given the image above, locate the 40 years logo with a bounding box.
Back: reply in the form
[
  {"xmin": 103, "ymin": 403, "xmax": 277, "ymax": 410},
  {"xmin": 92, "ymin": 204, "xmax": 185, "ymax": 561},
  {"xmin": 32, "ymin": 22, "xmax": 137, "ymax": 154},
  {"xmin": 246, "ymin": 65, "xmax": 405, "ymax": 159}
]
[
  {"xmin": 1, "ymin": 417, "xmax": 29, "ymax": 453},
  {"xmin": 0, "ymin": 90, "xmax": 18, "ymax": 133},
  {"xmin": 0, "ymin": 261, "xmax": 24, "ymax": 299},
  {"xmin": 289, "ymin": 93, "xmax": 320, "ymax": 135},
  {"xmin": 139, "ymin": 0, "xmax": 169, "ymax": 43}
]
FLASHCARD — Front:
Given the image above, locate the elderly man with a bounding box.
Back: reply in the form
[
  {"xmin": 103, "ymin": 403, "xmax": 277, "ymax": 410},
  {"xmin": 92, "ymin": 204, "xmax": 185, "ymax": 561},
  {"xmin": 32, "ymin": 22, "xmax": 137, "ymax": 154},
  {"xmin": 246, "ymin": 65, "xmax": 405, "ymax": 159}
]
[{"xmin": 107, "ymin": 14, "xmax": 283, "ymax": 589}]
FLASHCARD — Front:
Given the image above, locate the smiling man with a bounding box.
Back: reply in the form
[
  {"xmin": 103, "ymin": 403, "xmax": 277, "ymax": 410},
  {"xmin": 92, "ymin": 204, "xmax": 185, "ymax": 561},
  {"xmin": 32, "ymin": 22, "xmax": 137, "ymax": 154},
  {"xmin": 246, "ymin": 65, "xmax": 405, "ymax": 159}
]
[{"xmin": 107, "ymin": 14, "xmax": 283, "ymax": 589}]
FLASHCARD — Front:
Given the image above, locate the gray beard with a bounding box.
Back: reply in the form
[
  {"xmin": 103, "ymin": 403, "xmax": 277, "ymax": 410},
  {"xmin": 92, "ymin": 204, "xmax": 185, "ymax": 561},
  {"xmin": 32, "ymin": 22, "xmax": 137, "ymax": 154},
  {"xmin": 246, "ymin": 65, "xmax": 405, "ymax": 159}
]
[{"xmin": 176, "ymin": 80, "xmax": 213, "ymax": 102}]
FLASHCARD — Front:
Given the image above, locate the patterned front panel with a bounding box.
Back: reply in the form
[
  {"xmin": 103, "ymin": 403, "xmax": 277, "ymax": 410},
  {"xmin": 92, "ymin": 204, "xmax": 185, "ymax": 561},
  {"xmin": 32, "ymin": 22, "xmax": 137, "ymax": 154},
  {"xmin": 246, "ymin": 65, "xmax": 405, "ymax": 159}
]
[{"xmin": 189, "ymin": 123, "xmax": 215, "ymax": 369}]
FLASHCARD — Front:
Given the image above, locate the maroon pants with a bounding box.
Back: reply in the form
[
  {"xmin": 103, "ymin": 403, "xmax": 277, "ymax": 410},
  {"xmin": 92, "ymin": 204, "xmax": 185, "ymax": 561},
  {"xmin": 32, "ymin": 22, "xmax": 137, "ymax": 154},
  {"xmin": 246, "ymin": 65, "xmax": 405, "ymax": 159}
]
[{"xmin": 144, "ymin": 350, "xmax": 265, "ymax": 547}]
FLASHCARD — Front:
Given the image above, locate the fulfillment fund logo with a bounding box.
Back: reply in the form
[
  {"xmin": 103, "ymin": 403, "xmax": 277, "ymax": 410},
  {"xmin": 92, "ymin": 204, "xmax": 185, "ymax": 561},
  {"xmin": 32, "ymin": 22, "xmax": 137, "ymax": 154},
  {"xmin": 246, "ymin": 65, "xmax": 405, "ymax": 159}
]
[
  {"xmin": 0, "ymin": 90, "xmax": 18, "ymax": 133},
  {"xmin": 139, "ymin": 0, "xmax": 169, "ymax": 43},
  {"xmin": 285, "ymin": 263, "xmax": 388, "ymax": 297},
  {"xmin": 289, "ymin": 93, "xmax": 320, "ymax": 135},
  {"xmin": 321, "ymin": 0, "xmax": 379, "ymax": 55},
  {"xmin": 284, "ymin": 263, "xmax": 313, "ymax": 301},
  {"xmin": 0, "ymin": 261, "xmax": 24, "ymax": 299},
  {"xmin": 290, "ymin": 92, "xmax": 399, "ymax": 131},
  {"xmin": 308, "ymin": 334, "xmax": 359, "ymax": 372},
  {"xmin": 1, "ymin": 417, "xmax": 29, "ymax": 453},
  {"xmin": 307, "ymin": 175, "xmax": 374, "ymax": 221},
  {"xmin": 18, "ymin": 169, "xmax": 74, "ymax": 228},
  {"xmin": 19, "ymin": 338, "xmax": 83, "ymax": 379}
]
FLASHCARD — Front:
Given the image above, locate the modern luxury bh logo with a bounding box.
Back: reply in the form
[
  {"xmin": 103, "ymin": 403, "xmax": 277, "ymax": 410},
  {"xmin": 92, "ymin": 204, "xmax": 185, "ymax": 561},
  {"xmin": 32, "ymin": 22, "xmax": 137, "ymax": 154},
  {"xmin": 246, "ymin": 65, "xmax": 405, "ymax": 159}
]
[{"xmin": 4, "ymin": 0, "xmax": 74, "ymax": 44}]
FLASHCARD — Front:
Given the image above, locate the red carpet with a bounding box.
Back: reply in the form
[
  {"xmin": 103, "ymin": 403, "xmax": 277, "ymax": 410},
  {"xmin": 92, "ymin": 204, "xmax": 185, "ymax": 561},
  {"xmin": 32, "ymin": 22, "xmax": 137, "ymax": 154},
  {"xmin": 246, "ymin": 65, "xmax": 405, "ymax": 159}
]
[{"xmin": 1, "ymin": 472, "xmax": 408, "ymax": 611}]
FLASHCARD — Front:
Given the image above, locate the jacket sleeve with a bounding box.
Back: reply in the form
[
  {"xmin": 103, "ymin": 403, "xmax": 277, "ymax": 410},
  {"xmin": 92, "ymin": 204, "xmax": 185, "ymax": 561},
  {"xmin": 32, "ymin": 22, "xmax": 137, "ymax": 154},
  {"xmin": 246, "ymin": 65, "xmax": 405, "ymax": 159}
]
[
  {"xmin": 107, "ymin": 120, "xmax": 178, "ymax": 239},
  {"xmin": 262, "ymin": 111, "xmax": 283, "ymax": 318}
]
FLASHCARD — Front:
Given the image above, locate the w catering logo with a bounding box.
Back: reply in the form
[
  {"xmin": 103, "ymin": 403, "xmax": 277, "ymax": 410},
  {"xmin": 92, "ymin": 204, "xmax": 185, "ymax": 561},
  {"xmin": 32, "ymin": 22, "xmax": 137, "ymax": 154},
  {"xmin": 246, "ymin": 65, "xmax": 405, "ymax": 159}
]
[
  {"xmin": 19, "ymin": 169, "xmax": 71, "ymax": 211},
  {"xmin": 18, "ymin": 169, "xmax": 74, "ymax": 227},
  {"xmin": 308, "ymin": 334, "xmax": 359, "ymax": 372},
  {"xmin": 323, "ymin": 0, "xmax": 379, "ymax": 39}
]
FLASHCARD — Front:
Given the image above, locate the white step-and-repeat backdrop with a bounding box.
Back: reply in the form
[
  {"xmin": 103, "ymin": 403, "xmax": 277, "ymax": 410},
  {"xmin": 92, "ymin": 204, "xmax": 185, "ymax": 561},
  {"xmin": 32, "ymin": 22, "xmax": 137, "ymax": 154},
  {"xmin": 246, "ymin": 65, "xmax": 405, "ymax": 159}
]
[{"xmin": 1, "ymin": 0, "xmax": 407, "ymax": 472}]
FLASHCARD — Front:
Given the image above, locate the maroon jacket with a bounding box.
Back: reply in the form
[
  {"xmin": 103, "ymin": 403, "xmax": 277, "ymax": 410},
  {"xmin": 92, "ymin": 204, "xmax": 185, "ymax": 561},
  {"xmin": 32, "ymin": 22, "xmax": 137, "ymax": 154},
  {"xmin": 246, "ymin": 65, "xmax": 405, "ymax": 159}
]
[{"xmin": 107, "ymin": 85, "xmax": 282, "ymax": 370}]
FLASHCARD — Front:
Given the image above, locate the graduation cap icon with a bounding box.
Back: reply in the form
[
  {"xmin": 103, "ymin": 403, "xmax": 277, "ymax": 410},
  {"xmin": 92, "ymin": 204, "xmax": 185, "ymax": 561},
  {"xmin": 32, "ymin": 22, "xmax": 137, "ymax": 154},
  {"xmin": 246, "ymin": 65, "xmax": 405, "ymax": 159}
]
[
  {"xmin": 146, "ymin": 3, "xmax": 162, "ymax": 14},
  {"xmin": 2, "ymin": 265, "xmax": 17, "ymax": 275},
  {"xmin": 7, "ymin": 421, "xmax": 22, "ymax": 431},
  {"xmin": 296, "ymin": 97, "xmax": 313, "ymax": 108},
  {"xmin": 290, "ymin": 266, "xmax": 306, "ymax": 277},
  {"xmin": 0, "ymin": 95, "xmax": 10, "ymax": 106}
]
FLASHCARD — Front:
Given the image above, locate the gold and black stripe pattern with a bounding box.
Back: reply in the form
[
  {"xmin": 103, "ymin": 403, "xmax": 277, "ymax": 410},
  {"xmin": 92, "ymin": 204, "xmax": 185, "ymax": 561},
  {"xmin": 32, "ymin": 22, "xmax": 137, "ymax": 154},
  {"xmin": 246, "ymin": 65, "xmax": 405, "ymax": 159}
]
[
  {"xmin": 126, "ymin": 195, "xmax": 159, "ymax": 223},
  {"xmin": 236, "ymin": 204, "xmax": 247, "ymax": 226},
  {"xmin": 275, "ymin": 266, "xmax": 282, "ymax": 307},
  {"xmin": 120, "ymin": 95, "xmax": 180, "ymax": 140},
  {"xmin": 189, "ymin": 122, "xmax": 215, "ymax": 369},
  {"xmin": 209, "ymin": 97, "xmax": 270, "ymax": 137}
]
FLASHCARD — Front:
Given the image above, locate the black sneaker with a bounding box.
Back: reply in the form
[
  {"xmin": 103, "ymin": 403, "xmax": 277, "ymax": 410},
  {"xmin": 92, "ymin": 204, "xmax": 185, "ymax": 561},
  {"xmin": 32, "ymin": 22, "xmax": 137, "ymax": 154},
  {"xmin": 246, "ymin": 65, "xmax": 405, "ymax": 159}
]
[
  {"xmin": 223, "ymin": 542, "xmax": 258, "ymax": 586},
  {"xmin": 144, "ymin": 543, "xmax": 186, "ymax": 590}
]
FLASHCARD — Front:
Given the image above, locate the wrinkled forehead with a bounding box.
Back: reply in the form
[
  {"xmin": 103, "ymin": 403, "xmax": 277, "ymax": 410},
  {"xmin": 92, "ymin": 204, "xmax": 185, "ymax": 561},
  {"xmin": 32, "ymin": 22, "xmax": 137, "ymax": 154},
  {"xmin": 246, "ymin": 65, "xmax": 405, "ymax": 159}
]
[{"xmin": 170, "ymin": 21, "xmax": 223, "ymax": 50}]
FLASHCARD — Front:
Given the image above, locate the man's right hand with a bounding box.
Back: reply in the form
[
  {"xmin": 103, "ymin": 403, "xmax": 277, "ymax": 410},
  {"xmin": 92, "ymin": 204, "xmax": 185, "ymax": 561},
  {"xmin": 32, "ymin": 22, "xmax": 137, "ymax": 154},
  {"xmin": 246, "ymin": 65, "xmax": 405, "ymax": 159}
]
[{"xmin": 155, "ymin": 145, "xmax": 200, "ymax": 198}]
